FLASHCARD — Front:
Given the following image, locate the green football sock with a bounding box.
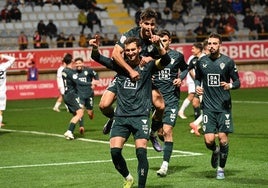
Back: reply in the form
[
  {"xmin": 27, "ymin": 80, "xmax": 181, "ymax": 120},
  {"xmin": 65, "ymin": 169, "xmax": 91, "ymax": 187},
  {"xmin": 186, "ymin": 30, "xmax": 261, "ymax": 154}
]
[
  {"xmin": 219, "ymin": 143, "xmax": 229, "ymax": 168},
  {"xmin": 68, "ymin": 122, "xmax": 76, "ymax": 132},
  {"xmin": 110, "ymin": 148, "xmax": 129, "ymax": 177},
  {"xmin": 206, "ymin": 141, "xmax": 217, "ymax": 151},
  {"xmin": 136, "ymin": 148, "xmax": 148, "ymax": 188},
  {"xmin": 194, "ymin": 107, "xmax": 201, "ymax": 119},
  {"xmin": 163, "ymin": 142, "xmax": 173, "ymax": 162}
]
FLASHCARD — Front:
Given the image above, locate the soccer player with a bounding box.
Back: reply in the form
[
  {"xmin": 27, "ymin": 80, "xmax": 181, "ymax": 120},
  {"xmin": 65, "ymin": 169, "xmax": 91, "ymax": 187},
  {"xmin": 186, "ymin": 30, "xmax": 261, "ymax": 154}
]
[
  {"xmin": 90, "ymin": 36, "xmax": 170, "ymax": 188},
  {"xmin": 178, "ymin": 42, "xmax": 203, "ymax": 121},
  {"xmin": 152, "ymin": 30, "xmax": 188, "ymax": 177},
  {"xmin": 101, "ymin": 8, "xmax": 164, "ymax": 152},
  {"xmin": 189, "ymin": 39, "xmax": 210, "ymax": 135},
  {"xmin": 195, "ymin": 33, "xmax": 240, "ymax": 179},
  {"xmin": 62, "ymin": 54, "xmax": 84, "ymax": 140},
  {"xmin": 53, "ymin": 61, "xmax": 67, "ymax": 112},
  {"xmin": 74, "ymin": 57, "xmax": 99, "ymax": 134},
  {"xmin": 0, "ymin": 54, "xmax": 16, "ymax": 127}
]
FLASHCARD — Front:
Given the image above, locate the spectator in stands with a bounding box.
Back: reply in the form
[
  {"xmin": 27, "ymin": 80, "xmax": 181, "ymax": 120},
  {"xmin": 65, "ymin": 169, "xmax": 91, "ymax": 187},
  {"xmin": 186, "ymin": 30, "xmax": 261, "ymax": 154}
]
[
  {"xmin": 172, "ymin": 0, "xmax": 184, "ymax": 15},
  {"xmin": 37, "ymin": 20, "xmax": 47, "ymax": 36},
  {"xmin": 215, "ymin": 0, "xmax": 225, "ymax": 15},
  {"xmin": 227, "ymin": 12, "xmax": 239, "ymax": 31},
  {"xmin": 52, "ymin": 0, "xmax": 61, "ymax": 10},
  {"xmin": 206, "ymin": 0, "xmax": 217, "ymax": 15},
  {"xmin": 24, "ymin": 0, "xmax": 35, "ymax": 11},
  {"xmin": 40, "ymin": 35, "xmax": 49, "ymax": 48},
  {"xmin": 171, "ymin": 0, "xmax": 186, "ymax": 25},
  {"xmin": 9, "ymin": 4, "xmax": 21, "ymax": 21},
  {"xmin": 243, "ymin": 10, "xmax": 255, "ymax": 31},
  {"xmin": 46, "ymin": 19, "xmax": 58, "ymax": 40},
  {"xmin": 182, "ymin": 0, "xmax": 192, "ymax": 15},
  {"xmin": 112, "ymin": 34, "xmax": 118, "ymax": 44},
  {"xmin": 78, "ymin": 9, "xmax": 88, "ymax": 34},
  {"xmin": 218, "ymin": 13, "xmax": 228, "ymax": 26},
  {"xmin": 209, "ymin": 14, "xmax": 219, "ymax": 29},
  {"xmin": 194, "ymin": 22, "xmax": 208, "ymax": 42},
  {"xmin": 87, "ymin": 0, "xmax": 107, "ymax": 11},
  {"xmin": 87, "ymin": 8, "xmax": 102, "ymax": 32},
  {"xmin": 33, "ymin": 30, "xmax": 41, "ymax": 48},
  {"xmin": 1, "ymin": 6, "xmax": 11, "ymax": 22},
  {"xmin": 27, "ymin": 60, "xmax": 38, "ymax": 81},
  {"xmin": 171, "ymin": 31, "xmax": 179, "ymax": 43},
  {"xmin": 166, "ymin": 0, "xmax": 175, "ymax": 10},
  {"xmin": 231, "ymin": 0, "xmax": 243, "ymax": 14},
  {"xmin": 216, "ymin": 21, "xmax": 225, "ymax": 36},
  {"xmin": 256, "ymin": 20, "xmax": 268, "ymax": 40},
  {"xmin": 224, "ymin": 22, "xmax": 236, "ymax": 41},
  {"xmin": 35, "ymin": 0, "xmax": 44, "ymax": 7},
  {"xmin": 66, "ymin": 33, "xmax": 76, "ymax": 47},
  {"xmin": 163, "ymin": 6, "xmax": 171, "ymax": 20},
  {"xmin": 78, "ymin": 32, "xmax": 88, "ymax": 47},
  {"xmin": 56, "ymin": 32, "xmax": 66, "ymax": 48},
  {"xmin": 102, "ymin": 33, "xmax": 114, "ymax": 46},
  {"xmin": 62, "ymin": 0, "xmax": 73, "ymax": 5},
  {"xmin": 18, "ymin": 31, "xmax": 28, "ymax": 50},
  {"xmin": 202, "ymin": 14, "xmax": 212, "ymax": 28},
  {"xmin": 185, "ymin": 29, "xmax": 196, "ymax": 43},
  {"xmin": 241, "ymin": 0, "xmax": 251, "ymax": 15}
]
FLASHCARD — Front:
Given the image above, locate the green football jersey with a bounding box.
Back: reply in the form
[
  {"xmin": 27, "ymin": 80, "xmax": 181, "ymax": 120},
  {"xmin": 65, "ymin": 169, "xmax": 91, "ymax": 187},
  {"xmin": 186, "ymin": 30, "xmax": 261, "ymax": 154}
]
[
  {"xmin": 115, "ymin": 62, "xmax": 155, "ymax": 117},
  {"xmin": 195, "ymin": 54, "xmax": 240, "ymax": 111},
  {"xmin": 153, "ymin": 49, "xmax": 188, "ymax": 103},
  {"xmin": 62, "ymin": 67, "xmax": 78, "ymax": 95},
  {"xmin": 76, "ymin": 67, "xmax": 99, "ymax": 99}
]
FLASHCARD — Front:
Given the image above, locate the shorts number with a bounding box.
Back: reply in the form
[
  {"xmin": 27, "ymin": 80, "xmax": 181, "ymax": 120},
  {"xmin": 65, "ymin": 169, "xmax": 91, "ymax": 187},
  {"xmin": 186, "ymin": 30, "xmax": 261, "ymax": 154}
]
[{"xmin": 203, "ymin": 114, "xmax": 208, "ymax": 124}]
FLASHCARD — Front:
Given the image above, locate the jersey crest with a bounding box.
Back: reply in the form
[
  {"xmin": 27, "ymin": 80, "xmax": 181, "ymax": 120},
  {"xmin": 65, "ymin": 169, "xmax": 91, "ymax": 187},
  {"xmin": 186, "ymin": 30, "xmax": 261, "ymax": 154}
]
[
  {"xmin": 73, "ymin": 74, "xmax": 78, "ymax": 80},
  {"xmin": 220, "ymin": 62, "xmax": 225, "ymax": 70}
]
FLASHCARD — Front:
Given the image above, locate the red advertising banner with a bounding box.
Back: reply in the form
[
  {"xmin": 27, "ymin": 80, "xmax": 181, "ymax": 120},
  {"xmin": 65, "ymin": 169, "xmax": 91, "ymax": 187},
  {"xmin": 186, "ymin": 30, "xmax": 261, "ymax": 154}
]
[
  {"xmin": 1, "ymin": 40, "xmax": 268, "ymax": 72},
  {"xmin": 6, "ymin": 71, "xmax": 268, "ymax": 100}
]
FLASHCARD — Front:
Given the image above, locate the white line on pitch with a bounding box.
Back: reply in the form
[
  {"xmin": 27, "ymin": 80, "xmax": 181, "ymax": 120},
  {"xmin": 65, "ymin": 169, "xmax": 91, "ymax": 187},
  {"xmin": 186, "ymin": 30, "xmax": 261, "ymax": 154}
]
[{"xmin": 0, "ymin": 128, "xmax": 202, "ymax": 156}]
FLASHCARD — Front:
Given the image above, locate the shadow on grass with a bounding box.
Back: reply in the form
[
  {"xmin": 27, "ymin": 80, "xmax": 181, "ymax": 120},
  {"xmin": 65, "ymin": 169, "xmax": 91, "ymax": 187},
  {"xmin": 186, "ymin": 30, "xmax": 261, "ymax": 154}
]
[{"xmin": 192, "ymin": 170, "xmax": 268, "ymax": 186}]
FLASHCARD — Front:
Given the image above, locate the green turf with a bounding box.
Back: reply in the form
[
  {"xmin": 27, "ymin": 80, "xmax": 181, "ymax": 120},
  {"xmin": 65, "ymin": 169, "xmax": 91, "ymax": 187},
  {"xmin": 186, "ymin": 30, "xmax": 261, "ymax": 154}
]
[{"xmin": 0, "ymin": 88, "xmax": 268, "ymax": 188}]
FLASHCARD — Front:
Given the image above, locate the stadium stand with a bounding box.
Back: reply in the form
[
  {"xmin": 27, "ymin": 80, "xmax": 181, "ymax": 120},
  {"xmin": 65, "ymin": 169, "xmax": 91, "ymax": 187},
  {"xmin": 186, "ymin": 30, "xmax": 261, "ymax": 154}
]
[{"xmin": 0, "ymin": 0, "xmax": 267, "ymax": 50}]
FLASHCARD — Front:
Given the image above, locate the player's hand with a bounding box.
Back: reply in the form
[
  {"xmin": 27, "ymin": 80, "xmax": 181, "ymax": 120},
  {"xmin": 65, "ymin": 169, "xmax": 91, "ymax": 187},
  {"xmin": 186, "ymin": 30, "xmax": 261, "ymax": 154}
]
[
  {"xmin": 89, "ymin": 35, "xmax": 100, "ymax": 48},
  {"xmin": 129, "ymin": 70, "xmax": 140, "ymax": 81},
  {"xmin": 196, "ymin": 86, "xmax": 204, "ymax": 95},
  {"xmin": 140, "ymin": 56, "xmax": 153, "ymax": 66},
  {"xmin": 173, "ymin": 78, "xmax": 182, "ymax": 87},
  {"xmin": 89, "ymin": 39, "xmax": 98, "ymax": 48},
  {"xmin": 220, "ymin": 81, "xmax": 232, "ymax": 90}
]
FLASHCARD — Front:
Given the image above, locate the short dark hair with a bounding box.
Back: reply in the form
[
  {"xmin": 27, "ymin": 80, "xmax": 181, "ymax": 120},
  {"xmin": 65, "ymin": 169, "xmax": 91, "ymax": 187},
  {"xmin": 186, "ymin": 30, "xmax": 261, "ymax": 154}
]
[
  {"xmin": 124, "ymin": 37, "xmax": 141, "ymax": 47},
  {"xmin": 208, "ymin": 33, "xmax": 222, "ymax": 44},
  {"xmin": 74, "ymin": 57, "xmax": 83, "ymax": 62},
  {"xmin": 157, "ymin": 29, "xmax": 171, "ymax": 38},
  {"xmin": 140, "ymin": 8, "xmax": 158, "ymax": 21},
  {"xmin": 193, "ymin": 42, "xmax": 203, "ymax": 51},
  {"xmin": 63, "ymin": 53, "xmax": 73, "ymax": 64}
]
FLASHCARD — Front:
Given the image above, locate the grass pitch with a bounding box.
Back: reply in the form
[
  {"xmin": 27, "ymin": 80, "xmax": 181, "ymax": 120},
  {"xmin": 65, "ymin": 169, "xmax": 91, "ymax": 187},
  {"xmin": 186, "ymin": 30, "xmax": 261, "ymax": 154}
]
[{"xmin": 0, "ymin": 88, "xmax": 268, "ymax": 188}]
